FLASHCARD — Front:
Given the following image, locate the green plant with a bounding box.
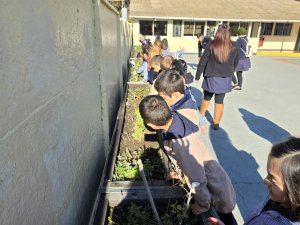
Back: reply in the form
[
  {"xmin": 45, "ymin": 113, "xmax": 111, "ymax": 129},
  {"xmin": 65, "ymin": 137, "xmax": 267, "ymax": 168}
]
[
  {"xmin": 107, "ymin": 207, "xmax": 115, "ymax": 225},
  {"xmin": 237, "ymin": 27, "xmax": 247, "ymax": 36},
  {"xmin": 113, "ymin": 152, "xmax": 140, "ymax": 181},
  {"xmin": 127, "ymin": 204, "xmax": 156, "ymax": 225},
  {"xmin": 133, "ymin": 45, "xmax": 142, "ymax": 56},
  {"xmin": 132, "ymin": 108, "xmax": 145, "ymax": 139},
  {"xmin": 129, "ymin": 58, "xmax": 144, "ymax": 82}
]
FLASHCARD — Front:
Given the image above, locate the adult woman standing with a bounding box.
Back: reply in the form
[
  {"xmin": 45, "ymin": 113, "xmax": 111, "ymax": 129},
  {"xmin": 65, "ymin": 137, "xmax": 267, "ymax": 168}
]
[
  {"xmin": 195, "ymin": 24, "xmax": 239, "ymax": 130},
  {"xmin": 232, "ymin": 27, "xmax": 251, "ymax": 90}
]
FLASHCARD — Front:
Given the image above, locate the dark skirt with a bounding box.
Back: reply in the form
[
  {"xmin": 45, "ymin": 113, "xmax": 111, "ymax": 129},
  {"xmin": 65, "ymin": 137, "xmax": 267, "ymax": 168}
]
[
  {"xmin": 235, "ymin": 57, "xmax": 251, "ymax": 72},
  {"xmin": 202, "ymin": 76, "xmax": 232, "ymax": 94}
]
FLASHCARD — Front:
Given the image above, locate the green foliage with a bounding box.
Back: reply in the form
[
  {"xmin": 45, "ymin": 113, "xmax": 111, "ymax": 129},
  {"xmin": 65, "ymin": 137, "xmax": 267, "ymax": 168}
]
[
  {"xmin": 113, "ymin": 149, "xmax": 140, "ymax": 181},
  {"xmin": 132, "ymin": 108, "xmax": 145, "ymax": 139},
  {"xmin": 127, "ymin": 204, "xmax": 156, "ymax": 225},
  {"xmin": 114, "ymin": 160, "xmax": 139, "ymax": 181},
  {"xmin": 127, "ymin": 86, "xmax": 150, "ymax": 102},
  {"xmin": 238, "ymin": 27, "xmax": 247, "ymax": 36},
  {"xmin": 124, "ymin": 202, "xmax": 198, "ymax": 225},
  {"xmin": 129, "ymin": 58, "xmax": 144, "ymax": 82},
  {"xmin": 133, "ymin": 45, "xmax": 142, "ymax": 56},
  {"xmin": 113, "ymin": 147, "xmax": 164, "ymax": 181}
]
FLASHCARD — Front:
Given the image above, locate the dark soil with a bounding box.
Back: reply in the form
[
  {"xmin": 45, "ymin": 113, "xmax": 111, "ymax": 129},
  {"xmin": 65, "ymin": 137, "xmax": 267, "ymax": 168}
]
[
  {"xmin": 113, "ymin": 84, "xmax": 167, "ymax": 181},
  {"xmin": 108, "ymin": 203, "xmax": 201, "ymax": 225}
]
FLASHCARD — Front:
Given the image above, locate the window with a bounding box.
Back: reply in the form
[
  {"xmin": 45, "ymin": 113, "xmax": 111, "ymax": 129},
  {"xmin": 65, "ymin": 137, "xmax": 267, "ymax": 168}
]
[
  {"xmin": 206, "ymin": 21, "xmax": 217, "ymax": 37},
  {"xmin": 229, "ymin": 22, "xmax": 239, "ymax": 36},
  {"xmin": 195, "ymin": 22, "xmax": 205, "ymax": 35},
  {"xmin": 184, "ymin": 21, "xmax": 194, "ymax": 36},
  {"xmin": 154, "ymin": 21, "xmax": 167, "ymax": 36},
  {"xmin": 260, "ymin": 23, "xmax": 274, "ymax": 35},
  {"xmin": 173, "ymin": 20, "xmax": 182, "ymax": 37},
  {"xmin": 274, "ymin": 23, "xmax": 292, "ymax": 36},
  {"xmin": 140, "ymin": 21, "xmax": 153, "ymax": 35},
  {"xmin": 184, "ymin": 21, "xmax": 205, "ymax": 36},
  {"xmin": 229, "ymin": 22, "xmax": 249, "ymax": 36}
]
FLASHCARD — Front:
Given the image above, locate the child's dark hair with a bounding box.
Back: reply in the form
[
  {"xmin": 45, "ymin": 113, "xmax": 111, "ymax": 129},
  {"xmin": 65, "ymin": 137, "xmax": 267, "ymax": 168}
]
[
  {"xmin": 162, "ymin": 38, "xmax": 169, "ymax": 50},
  {"xmin": 270, "ymin": 137, "xmax": 300, "ymax": 157},
  {"xmin": 270, "ymin": 136, "xmax": 300, "ymax": 221},
  {"xmin": 139, "ymin": 95, "xmax": 172, "ymax": 126},
  {"xmin": 142, "ymin": 44, "xmax": 151, "ymax": 55},
  {"xmin": 197, "ymin": 33, "xmax": 203, "ymax": 38},
  {"xmin": 150, "ymin": 55, "xmax": 163, "ymax": 66},
  {"xmin": 172, "ymin": 59, "xmax": 187, "ymax": 73},
  {"xmin": 161, "ymin": 55, "xmax": 174, "ymax": 70},
  {"xmin": 154, "ymin": 69, "xmax": 185, "ymax": 97}
]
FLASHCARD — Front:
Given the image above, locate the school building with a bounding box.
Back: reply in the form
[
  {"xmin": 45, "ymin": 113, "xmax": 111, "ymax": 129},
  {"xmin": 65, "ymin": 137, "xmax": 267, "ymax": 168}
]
[{"xmin": 128, "ymin": 0, "xmax": 300, "ymax": 55}]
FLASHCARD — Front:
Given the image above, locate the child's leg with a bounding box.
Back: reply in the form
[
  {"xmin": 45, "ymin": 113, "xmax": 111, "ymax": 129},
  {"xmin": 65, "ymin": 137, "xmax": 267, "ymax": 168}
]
[
  {"xmin": 200, "ymin": 90, "xmax": 213, "ymax": 116},
  {"xmin": 232, "ymin": 73, "xmax": 238, "ymax": 86}
]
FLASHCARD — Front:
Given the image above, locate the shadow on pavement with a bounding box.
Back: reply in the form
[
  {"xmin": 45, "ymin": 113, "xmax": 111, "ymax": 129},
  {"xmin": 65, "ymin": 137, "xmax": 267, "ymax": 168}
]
[
  {"xmin": 189, "ymin": 86, "xmax": 203, "ymax": 108},
  {"xmin": 188, "ymin": 63, "xmax": 198, "ymax": 70},
  {"xmin": 205, "ymin": 111, "xmax": 267, "ymax": 219},
  {"xmin": 239, "ymin": 108, "xmax": 291, "ymax": 144}
]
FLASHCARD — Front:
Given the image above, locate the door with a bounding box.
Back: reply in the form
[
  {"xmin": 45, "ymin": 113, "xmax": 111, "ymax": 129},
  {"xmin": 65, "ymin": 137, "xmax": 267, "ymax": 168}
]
[{"xmin": 295, "ymin": 27, "xmax": 300, "ymax": 52}]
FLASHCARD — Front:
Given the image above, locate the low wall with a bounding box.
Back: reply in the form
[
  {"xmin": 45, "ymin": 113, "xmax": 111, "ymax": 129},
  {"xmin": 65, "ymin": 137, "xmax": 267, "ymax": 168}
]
[{"xmin": 0, "ymin": 0, "xmax": 131, "ymax": 224}]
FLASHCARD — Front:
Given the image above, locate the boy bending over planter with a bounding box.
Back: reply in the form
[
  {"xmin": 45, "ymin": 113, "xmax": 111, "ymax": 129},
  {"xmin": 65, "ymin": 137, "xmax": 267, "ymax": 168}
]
[
  {"xmin": 139, "ymin": 95, "xmax": 237, "ymax": 225},
  {"xmin": 154, "ymin": 69, "xmax": 206, "ymax": 134}
]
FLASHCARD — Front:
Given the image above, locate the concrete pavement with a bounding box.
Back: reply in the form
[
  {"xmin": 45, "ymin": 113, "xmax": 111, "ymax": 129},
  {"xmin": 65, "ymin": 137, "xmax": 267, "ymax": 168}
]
[{"xmin": 183, "ymin": 54, "xmax": 300, "ymax": 224}]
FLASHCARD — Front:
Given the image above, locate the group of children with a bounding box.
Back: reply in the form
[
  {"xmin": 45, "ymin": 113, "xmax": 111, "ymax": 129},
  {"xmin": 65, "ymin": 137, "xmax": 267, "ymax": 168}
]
[
  {"xmin": 136, "ymin": 35, "xmax": 300, "ymax": 225},
  {"xmin": 136, "ymin": 37, "xmax": 238, "ymax": 224}
]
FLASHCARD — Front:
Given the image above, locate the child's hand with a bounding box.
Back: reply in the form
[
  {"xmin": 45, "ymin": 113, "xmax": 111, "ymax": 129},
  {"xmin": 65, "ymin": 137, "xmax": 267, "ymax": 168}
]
[
  {"xmin": 208, "ymin": 217, "xmax": 225, "ymax": 225},
  {"xmin": 194, "ymin": 79, "xmax": 201, "ymax": 86},
  {"xmin": 200, "ymin": 125, "xmax": 206, "ymax": 134},
  {"xmin": 166, "ymin": 172, "xmax": 181, "ymax": 180}
]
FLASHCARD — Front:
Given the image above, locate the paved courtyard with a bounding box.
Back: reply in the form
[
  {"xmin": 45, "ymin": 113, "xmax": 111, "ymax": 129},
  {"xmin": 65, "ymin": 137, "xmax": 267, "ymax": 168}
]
[{"xmin": 182, "ymin": 54, "xmax": 300, "ymax": 223}]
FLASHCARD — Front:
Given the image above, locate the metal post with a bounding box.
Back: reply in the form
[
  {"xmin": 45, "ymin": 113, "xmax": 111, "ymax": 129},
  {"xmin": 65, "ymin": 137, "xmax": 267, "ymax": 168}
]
[{"xmin": 137, "ymin": 160, "xmax": 163, "ymax": 225}]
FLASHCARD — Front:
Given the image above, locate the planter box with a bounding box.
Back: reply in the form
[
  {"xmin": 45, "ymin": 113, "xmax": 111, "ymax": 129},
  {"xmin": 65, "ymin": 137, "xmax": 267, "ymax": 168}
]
[{"xmin": 89, "ymin": 82, "xmax": 187, "ymax": 225}]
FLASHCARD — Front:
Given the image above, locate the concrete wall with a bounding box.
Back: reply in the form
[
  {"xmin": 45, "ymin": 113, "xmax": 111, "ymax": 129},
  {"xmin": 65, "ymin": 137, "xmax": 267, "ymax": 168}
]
[{"xmin": 0, "ymin": 0, "xmax": 131, "ymax": 224}]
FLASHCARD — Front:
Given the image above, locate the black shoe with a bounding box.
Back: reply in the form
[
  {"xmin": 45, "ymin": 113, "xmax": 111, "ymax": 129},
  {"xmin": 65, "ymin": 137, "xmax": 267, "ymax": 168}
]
[{"xmin": 213, "ymin": 123, "xmax": 219, "ymax": 130}]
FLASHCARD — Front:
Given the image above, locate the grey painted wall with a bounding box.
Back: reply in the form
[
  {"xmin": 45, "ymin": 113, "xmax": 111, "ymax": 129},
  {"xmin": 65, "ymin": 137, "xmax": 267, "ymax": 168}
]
[{"xmin": 0, "ymin": 0, "xmax": 131, "ymax": 224}]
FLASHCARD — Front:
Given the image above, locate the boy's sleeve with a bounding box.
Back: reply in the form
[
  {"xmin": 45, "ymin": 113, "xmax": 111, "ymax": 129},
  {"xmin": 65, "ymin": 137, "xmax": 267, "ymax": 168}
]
[
  {"xmin": 166, "ymin": 138, "xmax": 212, "ymax": 211},
  {"xmin": 137, "ymin": 65, "xmax": 144, "ymax": 74}
]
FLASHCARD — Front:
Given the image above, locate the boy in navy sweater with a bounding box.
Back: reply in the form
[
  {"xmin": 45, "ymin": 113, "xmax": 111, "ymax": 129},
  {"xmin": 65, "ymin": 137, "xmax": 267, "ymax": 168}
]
[{"xmin": 139, "ymin": 95, "xmax": 237, "ymax": 224}]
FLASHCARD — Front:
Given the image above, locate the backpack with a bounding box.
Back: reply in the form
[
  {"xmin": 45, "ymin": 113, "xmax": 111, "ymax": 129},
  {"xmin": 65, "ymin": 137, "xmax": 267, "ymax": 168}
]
[{"xmin": 241, "ymin": 38, "xmax": 253, "ymax": 57}]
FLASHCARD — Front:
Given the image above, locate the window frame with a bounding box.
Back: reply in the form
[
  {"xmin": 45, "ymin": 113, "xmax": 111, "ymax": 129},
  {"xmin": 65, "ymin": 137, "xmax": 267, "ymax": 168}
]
[
  {"xmin": 173, "ymin": 20, "xmax": 182, "ymax": 37},
  {"xmin": 139, "ymin": 20, "xmax": 153, "ymax": 36},
  {"xmin": 229, "ymin": 22, "xmax": 249, "ymax": 36},
  {"xmin": 273, "ymin": 23, "xmax": 293, "ymax": 36},
  {"xmin": 154, "ymin": 20, "xmax": 168, "ymax": 36},
  {"xmin": 183, "ymin": 21, "xmax": 194, "ymax": 36},
  {"xmin": 206, "ymin": 21, "xmax": 217, "ymax": 37},
  {"xmin": 260, "ymin": 22, "xmax": 274, "ymax": 36},
  {"xmin": 183, "ymin": 21, "xmax": 205, "ymax": 36}
]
